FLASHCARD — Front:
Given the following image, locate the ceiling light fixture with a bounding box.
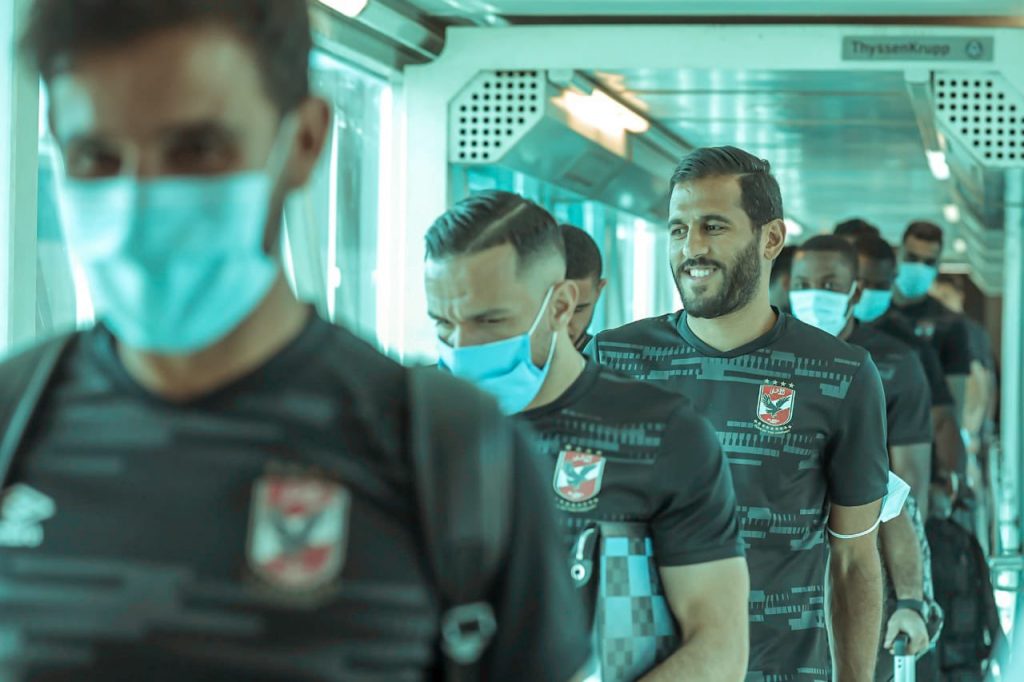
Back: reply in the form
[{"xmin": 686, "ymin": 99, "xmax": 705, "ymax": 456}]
[
  {"xmin": 926, "ymin": 150, "xmax": 951, "ymax": 181},
  {"xmin": 943, "ymin": 203, "xmax": 961, "ymax": 223},
  {"xmin": 317, "ymin": 0, "xmax": 369, "ymax": 18},
  {"xmin": 555, "ymin": 89, "xmax": 650, "ymax": 136},
  {"xmin": 784, "ymin": 219, "xmax": 804, "ymax": 238}
]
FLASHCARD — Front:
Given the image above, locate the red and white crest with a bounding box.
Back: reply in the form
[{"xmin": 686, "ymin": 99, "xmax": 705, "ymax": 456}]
[
  {"xmin": 756, "ymin": 383, "xmax": 796, "ymax": 427},
  {"xmin": 554, "ymin": 450, "xmax": 606, "ymax": 503},
  {"xmin": 247, "ymin": 475, "xmax": 350, "ymax": 592}
]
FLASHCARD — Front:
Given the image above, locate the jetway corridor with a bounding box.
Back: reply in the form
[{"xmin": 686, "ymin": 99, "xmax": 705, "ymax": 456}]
[{"xmin": 1, "ymin": 1, "xmax": 1024, "ymax": 681}]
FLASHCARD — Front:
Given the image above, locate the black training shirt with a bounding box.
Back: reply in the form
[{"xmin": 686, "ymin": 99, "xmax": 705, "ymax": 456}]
[
  {"xmin": 875, "ymin": 312, "xmax": 955, "ymax": 408},
  {"xmin": 589, "ymin": 310, "xmax": 889, "ymax": 680},
  {"xmin": 521, "ymin": 362, "xmax": 742, "ymax": 681},
  {"xmin": 893, "ymin": 296, "xmax": 972, "ymax": 377},
  {"xmin": 521, "ymin": 362, "xmax": 742, "ymax": 565},
  {"xmin": 0, "ymin": 316, "xmax": 590, "ymax": 682},
  {"xmin": 847, "ymin": 324, "xmax": 934, "ymax": 446}
]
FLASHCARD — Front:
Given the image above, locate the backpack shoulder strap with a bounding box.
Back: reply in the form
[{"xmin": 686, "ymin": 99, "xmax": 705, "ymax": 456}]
[
  {"xmin": 406, "ymin": 367, "xmax": 514, "ymax": 680},
  {"xmin": 0, "ymin": 334, "xmax": 76, "ymax": 487}
]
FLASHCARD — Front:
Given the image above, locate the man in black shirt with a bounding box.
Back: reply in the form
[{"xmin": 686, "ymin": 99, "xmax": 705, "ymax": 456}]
[
  {"xmin": 789, "ymin": 237, "xmax": 938, "ymax": 671},
  {"xmin": 561, "ymin": 224, "xmax": 608, "ymax": 352},
  {"xmin": 892, "ymin": 222, "xmax": 973, "ymax": 417},
  {"xmin": 589, "ymin": 146, "xmax": 889, "ymax": 681},
  {"xmin": 0, "ymin": 3, "xmax": 590, "ymax": 680},
  {"xmin": 850, "ymin": 235, "xmax": 967, "ymax": 519},
  {"xmin": 424, "ymin": 191, "xmax": 749, "ymax": 681}
]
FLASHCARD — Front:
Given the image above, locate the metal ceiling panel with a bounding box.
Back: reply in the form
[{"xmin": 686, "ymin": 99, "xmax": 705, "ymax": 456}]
[{"xmin": 590, "ymin": 68, "xmax": 949, "ymax": 239}]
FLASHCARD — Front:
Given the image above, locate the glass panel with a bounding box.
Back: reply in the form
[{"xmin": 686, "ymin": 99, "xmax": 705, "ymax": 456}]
[
  {"xmin": 285, "ymin": 50, "xmax": 387, "ymax": 345},
  {"xmin": 36, "ymin": 83, "xmax": 93, "ymax": 337}
]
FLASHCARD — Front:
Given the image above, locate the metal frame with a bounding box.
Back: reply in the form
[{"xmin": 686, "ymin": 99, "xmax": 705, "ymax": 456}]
[{"xmin": 0, "ymin": 0, "xmax": 39, "ymax": 355}]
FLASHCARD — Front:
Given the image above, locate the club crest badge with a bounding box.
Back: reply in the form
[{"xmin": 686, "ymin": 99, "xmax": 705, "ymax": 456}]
[
  {"xmin": 915, "ymin": 321, "xmax": 937, "ymax": 340},
  {"xmin": 554, "ymin": 449, "xmax": 606, "ymax": 512},
  {"xmin": 755, "ymin": 382, "xmax": 796, "ymax": 434},
  {"xmin": 247, "ymin": 474, "xmax": 350, "ymax": 593}
]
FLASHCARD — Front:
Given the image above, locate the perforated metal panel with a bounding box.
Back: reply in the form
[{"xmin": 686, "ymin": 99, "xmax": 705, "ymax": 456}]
[
  {"xmin": 449, "ymin": 70, "xmax": 546, "ymax": 164},
  {"xmin": 934, "ymin": 73, "xmax": 1024, "ymax": 168}
]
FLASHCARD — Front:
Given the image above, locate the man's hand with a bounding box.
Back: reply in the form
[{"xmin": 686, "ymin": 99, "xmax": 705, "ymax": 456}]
[{"xmin": 883, "ymin": 609, "xmax": 929, "ymax": 655}]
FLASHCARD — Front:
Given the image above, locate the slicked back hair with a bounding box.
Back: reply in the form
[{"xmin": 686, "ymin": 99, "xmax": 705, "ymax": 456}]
[
  {"xmin": 561, "ymin": 224, "xmax": 603, "ymax": 282},
  {"xmin": 794, "ymin": 235, "xmax": 859, "ymax": 278},
  {"xmin": 670, "ymin": 145, "xmax": 784, "ymax": 232},
  {"xmin": 425, "ymin": 191, "xmax": 565, "ymax": 275},
  {"xmin": 21, "ymin": 0, "xmax": 312, "ymax": 114}
]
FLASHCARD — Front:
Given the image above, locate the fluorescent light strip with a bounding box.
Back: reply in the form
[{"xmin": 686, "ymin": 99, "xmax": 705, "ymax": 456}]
[{"xmin": 317, "ymin": 0, "xmax": 369, "ymax": 18}]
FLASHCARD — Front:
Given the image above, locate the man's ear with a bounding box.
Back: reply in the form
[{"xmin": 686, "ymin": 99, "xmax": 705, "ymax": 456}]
[
  {"xmin": 284, "ymin": 96, "xmax": 331, "ymax": 190},
  {"xmin": 763, "ymin": 219, "xmax": 787, "ymax": 260},
  {"xmin": 596, "ymin": 278, "xmax": 608, "ymax": 297},
  {"xmin": 552, "ymin": 280, "xmax": 579, "ymax": 327}
]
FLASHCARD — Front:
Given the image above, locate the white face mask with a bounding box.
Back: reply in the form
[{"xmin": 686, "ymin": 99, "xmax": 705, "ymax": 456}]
[
  {"xmin": 789, "ymin": 284, "xmax": 857, "ymax": 337},
  {"xmin": 53, "ymin": 115, "xmax": 298, "ymax": 354}
]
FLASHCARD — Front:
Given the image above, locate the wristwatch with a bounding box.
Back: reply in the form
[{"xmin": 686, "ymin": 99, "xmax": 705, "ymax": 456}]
[{"xmin": 896, "ymin": 598, "xmax": 928, "ymax": 620}]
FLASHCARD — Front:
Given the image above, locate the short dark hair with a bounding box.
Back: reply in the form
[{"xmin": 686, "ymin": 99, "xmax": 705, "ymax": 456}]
[
  {"xmin": 834, "ymin": 218, "xmax": 881, "ymax": 240},
  {"xmin": 21, "ymin": 0, "xmax": 312, "ymax": 113},
  {"xmin": 425, "ymin": 191, "xmax": 565, "ymax": 273},
  {"xmin": 561, "ymin": 224, "xmax": 603, "ymax": 282},
  {"xmin": 794, "ymin": 235, "xmax": 859, "ymax": 277},
  {"xmin": 903, "ymin": 221, "xmax": 944, "ymax": 248},
  {"xmin": 770, "ymin": 245, "xmax": 796, "ymax": 285},
  {"xmin": 855, "ymin": 235, "xmax": 897, "ymax": 266},
  {"xmin": 670, "ymin": 146, "xmax": 784, "ymax": 231}
]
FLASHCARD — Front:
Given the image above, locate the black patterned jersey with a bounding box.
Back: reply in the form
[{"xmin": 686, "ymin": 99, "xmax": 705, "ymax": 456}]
[
  {"xmin": 520, "ymin": 362, "xmax": 743, "ymax": 681},
  {"xmin": 589, "ymin": 310, "xmax": 889, "ymax": 680},
  {"xmin": 893, "ymin": 296, "xmax": 972, "ymax": 377},
  {"xmin": 0, "ymin": 317, "xmax": 590, "ymax": 682},
  {"xmin": 847, "ymin": 324, "xmax": 934, "ymax": 447}
]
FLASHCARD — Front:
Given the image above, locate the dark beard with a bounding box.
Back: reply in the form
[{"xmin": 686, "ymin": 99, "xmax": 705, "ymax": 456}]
[{"xmin": 676, "ymin": 236, "xmax": 762, "ymax": 319}]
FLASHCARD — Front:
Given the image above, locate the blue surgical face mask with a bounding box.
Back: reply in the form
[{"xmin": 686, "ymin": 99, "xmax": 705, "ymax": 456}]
[
  {"xmin": 437, "ymin": 287, "xmax": 557, "ymax": 415},
  {"xmin": 54, "ymin": 116, "xmax": 297, "ymax": 354},
  {"xmin": 896, "ymin": 262, "xmax": 939, "ymax": 298},
  {"xmin": 789, "ymin": 285, "xmax": 856, "ymax": 337},
  {"xmin": 854, "ymin": 288, "xmax": 894, "ymax": 323}
]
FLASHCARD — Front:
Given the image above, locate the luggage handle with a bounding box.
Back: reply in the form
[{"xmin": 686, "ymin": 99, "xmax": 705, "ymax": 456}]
[{"xmin": 893, "ymin": 633, "xmax": 914, "ymax": 682}]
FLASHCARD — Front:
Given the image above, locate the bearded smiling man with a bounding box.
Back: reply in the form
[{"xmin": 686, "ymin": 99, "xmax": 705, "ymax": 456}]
[{"xmin": 588, "ymin": 146, "xmax": 891, "ymax": 682}]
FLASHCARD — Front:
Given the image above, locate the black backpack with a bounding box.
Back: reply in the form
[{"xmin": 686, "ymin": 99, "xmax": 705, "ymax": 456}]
[
  {"xmin": 925, "ymin": 516, "xmax": 1002, "ymax": 677},
  {"xmin": 0, "ymin": 333, "xmax": 512, "ymax": 682}
]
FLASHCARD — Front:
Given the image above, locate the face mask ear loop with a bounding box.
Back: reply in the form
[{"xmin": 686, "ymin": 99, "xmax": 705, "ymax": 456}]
[
  {"xmin": 528, "ymin": 286, "xmax": 557, "ymax": 337},
  {"xmin": 827, "ymin": 514, "xmax": 882, "ymax": 540},
  {"xmin": 265, "ymin": 111, "xmax": 302, "ymax": 185}
]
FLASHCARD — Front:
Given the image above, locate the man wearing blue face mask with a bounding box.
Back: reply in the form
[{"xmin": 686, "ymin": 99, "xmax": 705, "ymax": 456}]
[
  {"xmin": 892, "ymin": 222, "xmax": 973, "ymax": 420},
  {"xmin": 425, "ymin": 191, "xmax": 750, "ymax": 682},
  {"xmin": 790, "ymin": 236, "xmax": 944, "ymax": 682},
  {"xmin": 0, "ymin": 2, "xmax": 592, "ymax": 680},
  {"xmin": 847, "ymin": 234, "xmax": 965, "ymax": 521}
]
